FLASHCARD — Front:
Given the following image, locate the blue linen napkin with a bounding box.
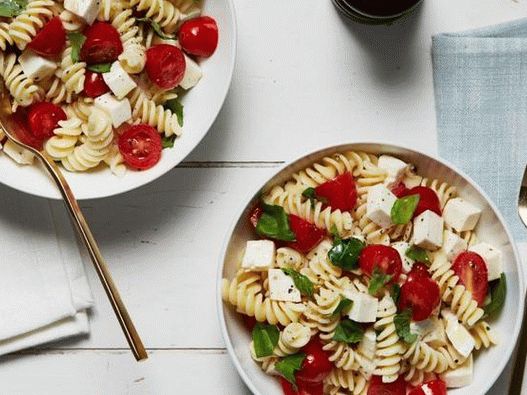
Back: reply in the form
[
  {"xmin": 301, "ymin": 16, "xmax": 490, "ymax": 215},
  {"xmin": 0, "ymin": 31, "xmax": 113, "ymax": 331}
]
[{"xmin": 432, "ymin": 18, "xmax": 527, "ymax": 241}]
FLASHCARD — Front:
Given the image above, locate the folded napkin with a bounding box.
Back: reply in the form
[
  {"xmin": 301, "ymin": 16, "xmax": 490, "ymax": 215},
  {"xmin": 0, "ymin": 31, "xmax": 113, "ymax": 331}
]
[
  {"xmin": 0, "ymin": 186, "xmax": 93, "ymax": 355},
  {"xmin": 432, "ymin": 18, "xmax": 527, "ymax": 242}
]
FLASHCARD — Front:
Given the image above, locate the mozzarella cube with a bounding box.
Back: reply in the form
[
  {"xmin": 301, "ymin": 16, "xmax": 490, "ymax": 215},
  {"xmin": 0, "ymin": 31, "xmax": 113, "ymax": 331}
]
[
  {"xmin": 378, "ymin": 155, "xmax": 408, "ymax": 186},
  {"xmin": 64, "ymin": 0, "xmax": 99, "ymax": 24},
  {"xmin": 2, "ymin": 140, "xmax": 34, "ymax": 165},
  {"xmin": 348, "ymin": 292, "xmax": 378, "ymax": 323},
  {"xmin": 391, "ymin": 241, "xmax": 414, "ymax": 273},
  {"xmin": 410, "ymin": 318, "xmax": 435, "ymax": 339},
  {"xmin": 19, "ymin": 51, "xmax": 57, "ymax": 82},
  {"xmin": 443, "ymin": 198, "xmax": 482, "ymax": 232},
  {"xmin": 358, "ymin": 328, "xmax": 376, "ymax": 359},
  {"xmin": 180, "ymin": 55, "xmax": 202, "ymax": 90},
  {"xmin": 469, "ymin": 242, "xmax": 503, "ymax": 281},
  {"xmin": 441, "ymin": 230, "xmax": 467, "ymax": 261},
  {"xmin": 103, "ymin": 62, "xmax": 137, "ymax": 99},
  {"xmin": 366, "ymin": 184, "xmax": 397, "ymax": 228},
  {"xmin": 413, "ymin": 211, "xmax": 444, "ymax": 250},
  {"xmin": 268, "ymin": 269, "xmax": 301, "ymax": 302},
  {"xmin": 94, "ymin": 93, "xmax": 131, "ymax": 128},
  {"xmin": 415, "ymin": 316, "xmax": 447, "ymax": 347},
  {"xmin": 441, "ymin": 356, "xmax": 473, "ymax": 388},
  {"xmin": 241, "ymin": 240, "xmax": 275, "ymax": 271},
  {"xmin": 445, "ymin": 316, "xmax": 475, "ymax": 358}
]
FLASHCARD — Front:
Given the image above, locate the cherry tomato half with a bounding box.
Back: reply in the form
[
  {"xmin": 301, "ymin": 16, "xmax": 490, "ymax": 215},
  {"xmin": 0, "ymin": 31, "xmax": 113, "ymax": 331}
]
[
  {"xmin": 178, "ymin": 16, "xmax": 219, "ymax": 57},
  {"xmin": 249, "ymin": 205, "xmax": 263, "ymax": 228},
  {"xmin": 399, "ymin": 276, "xmax": 441, "ymax": 321},
  {"xmin": 28, "ymin": 16, "xmax": 66, "ymax": 57},
  {"xmin": 146, "ymin": 44, "xmax": 186, "ymax": 89},
  {"xmin": 408, "ymin": 379, "xmax": 447, "ymax": 395},
  {"xmin": 118, "ymin": 124, "xmax": 162, "ymax": 170},
  {"xmin": 28, "ymin": 102, "xmax": 67, "ymax": 140},
  {"xmin": 452, "ymin": 251, "xmax": 489, "ymax": 306},
  {"xmin": 400, "ymin": 186, "xmax": 442, "ymax": 218},
  {"xmin": 407, "ymin": 263, "xmax": 430, "ymax": 283},
  {"xmin": 359, "ymin": 245, "xmax": 402, "ymax": 282},
  {"xmin": 368, "ymin": 375, "xmax": 407, "ymax": 395},
  {"xmin": 83, "ymin": 70, "xmax": 110, "ymax": 98},
  {"xmin": 295, "ymin": 338, "xmax": 332, "ymax": 385},
  {"xmin": 314, "ymin": 172, "xmax": 357, "ymax": 212},
  {"xmin": 80, "ymin": 22, "xmax": 123, "ymax": 64},
  {"xmin": 8, "ymin": 108, "xmax": 43, "ymax": 150},
  {"xmin": 280, "ymin": 378, "xmax": 323, "ymax": 395},
  {"xmin": 391, "ymin": 182, "xmax": 409, "ymax": 198},
  {"xmin": 287, "ymin": 215, "xmax": 325, "ymax": 254}
]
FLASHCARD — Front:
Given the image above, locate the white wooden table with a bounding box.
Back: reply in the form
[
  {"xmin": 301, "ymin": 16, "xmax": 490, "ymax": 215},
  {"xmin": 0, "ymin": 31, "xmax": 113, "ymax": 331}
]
[{"xmin": 1, "ymin": 1, "xmax": 526, "ymax": 393}]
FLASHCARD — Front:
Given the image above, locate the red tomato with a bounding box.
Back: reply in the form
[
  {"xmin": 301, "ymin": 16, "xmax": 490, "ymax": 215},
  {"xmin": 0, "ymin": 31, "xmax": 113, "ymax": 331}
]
[
  {"xmin": 178, "ymin": 16, "xmax": 219, "ymax": 57},
  {"xmin": 28, "ymin": 16, "xmax": 66, "ymax": 57},
  {"xmin": 368, "ymin": 376, "xmax": 407, "ymax": 395},
  {"xmin": 399, "ymin": 276, "xmax": 441, "ymax": 321},
  {"xmin": 314, "ymin": 172, "xmax": 357, "ymax": 212},
  {"xmin": 400, "ymin": 186, "xmax": 441, "ymax": 217},
  {"xmin": 296, "ymin": 338, "xmax": 332, "ymax": 385},
  {"xmin": 408, "ymin": 379, "xmax": 447, "ymax": 395},
  {"xmin": 80, "ymin": 22, "xmax": 123, "ymax": 64},
  {"xmin": 359, "ymin": 245, "xmax": 402, "ymax": 282},
  {"xmin": 146, "ymin": 44, "xmax": 186, "ymax": 89},
  {"xmin": 83, "ymin": 71, "xmax": 110, "ymax": 98},
  {"xmin": 391, "ymin": 182, "xmax": 409, "ymax": 198},
  {"xmin": 249, "ymin": 205, "xmax": 263, "ymax": 228},
  {"xmin": 28, "ymin": 102, "xmax": 67, "ymax": 140},
  {"xmin": 280, "ymin": 378, "xmax": 323, "ymax": 395},
  {"xmin": 8, "ymin": 108, "xmax": 43, "ymax": 150},
  {"xmin": 242, "ymin": 315, "xmax": 257, "ymax": 332},
  {"xmin": 287, "ymin": 215, "xmax": 325, "ymax": 254},
  {"xmin": 118, "ymin": 124, "xmax": 162, "ymax": 170},
  {"xmin": 407, "ymin": 263, "xmax": 430, "ymax": 282},
  {"xmin": 452, "ymin": 251, "xmax": 489, "ymax": 306}
]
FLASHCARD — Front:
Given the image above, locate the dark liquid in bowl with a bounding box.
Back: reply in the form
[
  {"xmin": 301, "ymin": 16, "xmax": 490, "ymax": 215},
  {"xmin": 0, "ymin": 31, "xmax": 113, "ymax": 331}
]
[{"xmin": 345, "ymin": 0, "xmax": 421, "ymax": 16}]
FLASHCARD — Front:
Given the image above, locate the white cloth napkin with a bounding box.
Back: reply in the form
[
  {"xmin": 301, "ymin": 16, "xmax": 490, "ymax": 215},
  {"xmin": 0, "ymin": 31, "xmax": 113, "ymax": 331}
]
[{"xmin": 0, "ymin": 186, "xmax": 93, "ymax": 355}]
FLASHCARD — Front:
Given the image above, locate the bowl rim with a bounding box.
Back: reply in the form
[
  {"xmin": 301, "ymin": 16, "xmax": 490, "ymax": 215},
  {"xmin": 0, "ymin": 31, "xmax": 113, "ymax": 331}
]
[{"xmin": 216, "ymin": 141, "xmax": 525, "ymax": 395}]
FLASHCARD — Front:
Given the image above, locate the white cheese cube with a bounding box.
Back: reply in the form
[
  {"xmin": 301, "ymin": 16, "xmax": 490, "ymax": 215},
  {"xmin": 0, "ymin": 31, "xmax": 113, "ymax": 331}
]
[
  {"xmin": 94, "ymin": 93, "xmax": 131, "ymax": 128},
  {"xmin": 445, "ymin": 316, "xmax": 475, "ymax": 358},
  {"xmin": 378, "ymin": 155, "xmax": 408, "ymax": 186},
  {"xmin": 241, "ymin": 240, "xmax": 275, "ymax": 271},
  {"xmin": 410, "ymin": 318, "xmax": 435, "ymax": 339},
  {"xmin": 180, "ymin": 55, "xmax": 202, "ymax": 90},
  {"xmin": 469, "ymin": 242, "xmax": 503, "ymax": 281},
  {"xmin": 358, "ymin": 328, "xmax": 376, "ymax": 359},
  {"xmin": 443, "ymin": 198, "xmax": 482, "ymax": 232},
  {"xmin": 441, "ymin": 356, "xmax": 473, "ymax": 388},
  {"xmin": 348, "ymin": 292, "xmax": 378, "ymax": 323},
  {"xmin": 441, "ymin": 230, "xmax": 467, "ymax": 261},
  {"xmin": 366, "ymin": 184, "xmax": 397, "ymax": 228},
  {"xmin": 64, "ymin": 0, "xmax": 99, "ymax": 24},
  {"xmin": 19, "ymin": 51, "xmax": 57, "ymax": 82},
  {"xmin": 103, "ymin": 62, "xmax": 137, "ymax": 99},
  {"xmin": 412, "ymin": 316, "xmax": 447, "ymax": 347},
  {"xmin": 2, "ymin": 140, "xmax": 34, "ymax": 165},
  {"xmin": 391, "ymin": 241, "xmax": 414, "ymax": 273},
  {"xmin": 413, "ymin": 210, "xmax": 444, "ymax": 250},
  {"xmin": 268, "ymin": 269, "xmax": 301, "ymax": 302}
]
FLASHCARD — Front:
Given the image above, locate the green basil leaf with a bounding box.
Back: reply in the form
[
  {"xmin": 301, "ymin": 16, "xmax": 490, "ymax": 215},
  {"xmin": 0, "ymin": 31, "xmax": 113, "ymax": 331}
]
[
  {"xmin": 406, "ymin": 245, "xmax": 431, "ymax": 265},
  {"xmin": 275, "ymin": 353, "xmax": 306, "ymax": 388},
  {"xmin": 256, "ymin": 204, "xmax": 296, "ymax": 242},
  {"xmin": 87, "ymin": 63, "xmax": 112, "ymax": 73},
  {"xmin": 394, "ymin": 309, "xmax": 418, "ymax": 344},
  {"xmin": 391, "ymin": 194, "xmax": 420, "ymax": 225},
  {"xmin": 390, "ymin": 283, "xmax": 401, "ymax": 306},
  {"xmin": 302, "ymin": 187, "xmax": 327, "ymax": 206},
  {"xmin": 164, "ymin": 97, "xmax": 184, "ymax": 127},
  {"xmin": 0, "ymin": 0, "xmax": 27, "ymax": 17},
  {"xmin": 252, "ymin": 323, "xmax": 279, "ymax": 358},
  {"xmin": 328, "ymin": 237, "xmax": 365, "ymax": 271},
  {"xmin": 281, "ymin": 267, "xmax": 313, "ymax": 297},
  {"xmin": 484, "ymin": 273, "xmax": 506, "ymax": 318},
  {"xmin": 331, "ymin": 298, "xmax": 353, "ymax": 317},
  {"xmin": 332, "ymin": 319, "xmax": 364, "ymax": 344},
  {"xmin": 162, "ymin": 135, "xmax": 176, "ymax": 149},
  {"xmin": 368, "ymin": 267, "xmax": 392, "ymax": 295},
  {"xmin": 137, "ymin": 17, "xmax": 175, "ymax": 40},
  {"xmin": 67, "ymin": 32, "xmax": 86, "ymax": 63}
]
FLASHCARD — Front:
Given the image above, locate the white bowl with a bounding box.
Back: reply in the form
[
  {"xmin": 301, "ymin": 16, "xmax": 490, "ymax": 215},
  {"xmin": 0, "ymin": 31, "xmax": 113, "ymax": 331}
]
[
  {"xmin": 217, "ymin": 142, "xmax": 524, "ymax": 395},
  {"xmin": 0, "ymin": 0, "xmax": 237, "ymax": 200}
]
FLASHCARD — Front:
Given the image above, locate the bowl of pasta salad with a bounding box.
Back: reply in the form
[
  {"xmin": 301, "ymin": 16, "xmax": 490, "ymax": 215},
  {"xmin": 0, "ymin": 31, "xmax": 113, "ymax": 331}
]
[
  {"xmin": 0, "ymin": 0, "xmax": 236, "ymax": 199},
  {"xmin": 218, "ymin": 143, "xmax": 523, "ymax": 395}
]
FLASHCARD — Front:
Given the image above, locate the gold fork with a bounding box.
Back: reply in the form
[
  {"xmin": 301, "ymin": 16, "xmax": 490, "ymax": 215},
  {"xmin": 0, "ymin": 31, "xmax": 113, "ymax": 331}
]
[{"xmin": 0, "ymin": 92, "xmax": 147, "ymax": 361}]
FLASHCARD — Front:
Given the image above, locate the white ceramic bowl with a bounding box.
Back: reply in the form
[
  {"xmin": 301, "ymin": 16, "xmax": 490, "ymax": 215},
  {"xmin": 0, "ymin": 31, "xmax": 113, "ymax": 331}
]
[
  {"xmin": 0, "ymin": 0, "xmax": 237, "ymax": 200},
  {"xmin": 217, "ymin": 142, "xmax": 524, "ymax": 395}
]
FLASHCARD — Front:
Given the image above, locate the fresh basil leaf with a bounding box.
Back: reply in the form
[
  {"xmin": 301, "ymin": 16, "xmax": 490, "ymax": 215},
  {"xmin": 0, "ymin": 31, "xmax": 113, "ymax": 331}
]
[
  {"xmin": 394, "ymin": 309, "xmax": 418, "ymax": 344},
  {"xmin": 331, "ymin": 297, "xmax": 352, "ymax": 316},
  {"xmin": 368, "ymin": 267, "xmax": 392, "ymax": 295},
  {"xmin": 328, "ymin": 237, "xmax": 365, "ymax": 271},
  {"xmin": 484, "ymin": 273, "xmax": 506, "ymax": 318},
  {"xmin": 406, "ymin": 245, "xmax": 431, "ymax": 265},
  {"xmin": 390, "ymin": 284, "xmax": 401, "ymax": 306},
  {"xmin": 87, "ymin": 63, "xmax": 112, "ymax": 73},
  {"xmin": 302, "ymin": 187, "xmax": 327, "ymax": 206},
  {"xmin": 275, "ymin": 353, "xmax": 306, "ymax": 388},
  {"xmin": 281, "ymin": 267, "xmax": 313, "ymax": 297},
  {"xmin": 391, "ymin": 194, "xmax": 420, "ymax": 225},
  {"xmin": 164, "ymin": 97, "xmax": 184, "ymax": 127},
  {"xmin": 0, "ymin": 0, "xmax": 26, "ymax": 17},
  {"xmin": 67, "ymin": 32, "xmax": 86, "ymax": 63},
  {"xmin": 256, "ymin": 204, "xmax": 296, "ymax": 242},
  {"xmin": 252, "ymin": 323, "xmax": 279, "ymax": 358},
  {"xmin": 162, "ymin": 134, "xmax": 176, "ymax": 149},
  {"xmin": 332, "ymin": 319, "xmax": 364, "ymax": 344},
  {"xmin": 136, "ymin": 17, "xmax": 175, "ymax": 40}
]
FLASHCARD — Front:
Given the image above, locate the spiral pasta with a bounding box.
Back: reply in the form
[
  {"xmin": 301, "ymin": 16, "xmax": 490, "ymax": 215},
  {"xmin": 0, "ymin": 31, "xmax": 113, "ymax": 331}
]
[
  {"xmin": 111, "ymin": 8, "xmax": 146, "ymax": 74},
  {"xmin": 44, "ymin": 75, "xmax": 74, "ymax": 104},
  {"xmin": 64, "ymin": 97, "xmax": 93, "ymax": 122},
  {"xmin": 301, "ymin": 288, "xmax": 341, "ymax": 336},
  {"xmin": 300, "ymin": 240, "xmax": 342, "ymax": 288},
  {"xmin": 274, "ymin": 323, "xmax": 311, "ymax": 357},
  {"xmin": 9, "ymin": 0, "xmax": 57, "ymax": 50},
  {"xmin": 128, "ymin": 0, "xmax": 181, "ymax": 33},
  {"xmin": 104, "ymin": 143, "xmax": 127, "ymax": 177},
  {"xmin": 60, "ymin": 9, "xmax": 85, "ymax": 31},
  {"xmin": 470, "ymin": 321, "xmax": 498, "ymax": 350},
  {"xmin": 59, "ymin": 46, "xmax": 86, "ymax": 94},
  {"xmin": 324, "ymin": 368, "xmax": 368, "ymax": 395},
  {"xmin": 276, "ymin": 247, "xmax": 307, "ymax": 271},
  {"xmin": 0, "ymin": 22, "xmax": 14, "ymax": 51},
  {"xmin": 44, "ymin": 113, "xmax": 83, "ymax": 160},
  {"xmin": 0, "ymin": 52, "xmax": 42, "ymax": 108}
]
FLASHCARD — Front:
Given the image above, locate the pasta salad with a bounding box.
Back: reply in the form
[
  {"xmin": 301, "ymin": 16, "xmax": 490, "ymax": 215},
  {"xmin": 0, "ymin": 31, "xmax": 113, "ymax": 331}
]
[
  {"xmin": 0, "ymin": 0, "xmax": 218, "ymax": 174},
  {"xmin": 222, "ymin": 152, "xmax": 506, "ymax": 395}
]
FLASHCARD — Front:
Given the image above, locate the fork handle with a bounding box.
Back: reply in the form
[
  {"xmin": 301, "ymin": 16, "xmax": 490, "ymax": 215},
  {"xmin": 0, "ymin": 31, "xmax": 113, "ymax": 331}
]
[
  {"xmin": 40, "ymin": 157, "xmax": 147, "ymax": 361},
  {"xmin": 510, "ymin": 288, "xmax": 527, "ymax": 394}
]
